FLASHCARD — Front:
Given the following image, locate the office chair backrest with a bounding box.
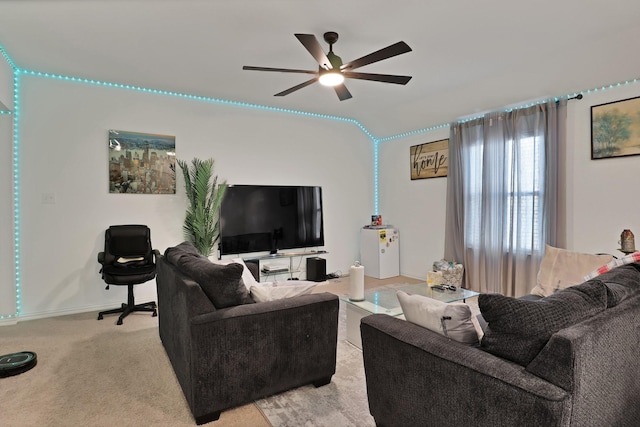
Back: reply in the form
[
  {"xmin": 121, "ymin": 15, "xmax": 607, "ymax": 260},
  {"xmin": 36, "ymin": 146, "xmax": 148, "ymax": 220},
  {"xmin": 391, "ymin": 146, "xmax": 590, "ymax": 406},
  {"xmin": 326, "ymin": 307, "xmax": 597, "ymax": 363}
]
[{"xmin": 103, "ymin": 225, "xmax": 153, "ymax": 266}]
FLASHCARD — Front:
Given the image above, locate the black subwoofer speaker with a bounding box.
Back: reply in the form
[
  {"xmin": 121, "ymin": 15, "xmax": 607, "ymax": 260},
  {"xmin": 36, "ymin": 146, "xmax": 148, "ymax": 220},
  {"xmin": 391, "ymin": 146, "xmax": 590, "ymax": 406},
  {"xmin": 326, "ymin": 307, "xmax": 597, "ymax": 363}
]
[{"xmin": 306, "ymin": 257, "xmax": 326, "ymax": 282}]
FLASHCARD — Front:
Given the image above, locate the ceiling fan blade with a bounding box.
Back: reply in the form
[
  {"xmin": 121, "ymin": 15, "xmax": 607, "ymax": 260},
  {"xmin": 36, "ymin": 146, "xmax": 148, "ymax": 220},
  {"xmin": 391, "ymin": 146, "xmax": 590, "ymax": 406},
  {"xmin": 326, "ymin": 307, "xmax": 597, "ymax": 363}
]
[
  {"xmin": 295, "ymin": 33, "xmax": 332, "ymax": 69},
  {"xmin": 333, "ymin": 84, "xmax": 353, "ymax": 101},
  {"xmin": 343, "ymin": 71, "xmax": 412, "ymax": 85},
  {"xmin": 274, "ymin": 77, "xmax": 318, "ymax": 97},
  {"xmin": 243, "ymin": 66, "xmax": 318, "ymax": 75},
  {"xmin": 341, "ymin": 41, "xmax": 412, "ymax": 71}
]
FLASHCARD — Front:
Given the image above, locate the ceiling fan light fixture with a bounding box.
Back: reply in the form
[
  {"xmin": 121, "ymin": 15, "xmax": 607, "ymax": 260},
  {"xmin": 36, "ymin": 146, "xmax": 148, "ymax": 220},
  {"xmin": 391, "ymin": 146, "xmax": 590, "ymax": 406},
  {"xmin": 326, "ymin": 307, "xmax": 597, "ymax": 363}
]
[
  {"xmin": 319, "ymin": 71, "xmax": 344, "ymax": 87},
  {"xmin": 243, "ymin": 32, "xmax": 412, "ymax": 99}
]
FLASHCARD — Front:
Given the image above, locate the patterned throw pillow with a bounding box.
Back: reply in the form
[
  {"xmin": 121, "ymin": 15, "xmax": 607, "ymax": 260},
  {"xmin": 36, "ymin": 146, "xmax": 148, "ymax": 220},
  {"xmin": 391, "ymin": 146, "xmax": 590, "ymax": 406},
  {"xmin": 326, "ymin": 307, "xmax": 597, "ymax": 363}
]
[
  {"xmin": 583, "ymin": 252, "xmax": 640, "ymax": 280},
  {"xmin": 479, "ymin": 280, "xmax": 607, "ymax": 366}
]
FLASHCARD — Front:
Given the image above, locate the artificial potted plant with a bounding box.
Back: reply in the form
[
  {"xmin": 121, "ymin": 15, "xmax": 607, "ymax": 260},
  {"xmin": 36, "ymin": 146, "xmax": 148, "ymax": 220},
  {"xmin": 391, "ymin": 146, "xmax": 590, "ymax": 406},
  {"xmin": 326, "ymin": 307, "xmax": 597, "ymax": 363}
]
[{"xmin": 177, "ymin": 157, "xmax": 227, "ymax": 256}]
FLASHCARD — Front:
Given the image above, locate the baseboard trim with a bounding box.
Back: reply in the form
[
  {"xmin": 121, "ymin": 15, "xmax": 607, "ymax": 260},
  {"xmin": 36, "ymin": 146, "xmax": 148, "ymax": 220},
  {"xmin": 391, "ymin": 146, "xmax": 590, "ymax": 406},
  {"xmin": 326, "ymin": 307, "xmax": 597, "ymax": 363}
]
[
  {"xmin": 2, "ymin": 302, "xmax": 140, "ymax": 325},
  {"xmin": 0, "ymin": 317, "xmax": 18, "ymax": 327}
]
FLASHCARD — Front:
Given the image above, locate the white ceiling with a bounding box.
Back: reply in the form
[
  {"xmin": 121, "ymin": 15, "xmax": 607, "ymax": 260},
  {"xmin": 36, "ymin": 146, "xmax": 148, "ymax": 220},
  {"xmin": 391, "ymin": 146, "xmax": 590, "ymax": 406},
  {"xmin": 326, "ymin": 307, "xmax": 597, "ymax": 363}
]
[{"xmin": 1, "ymin": 0, "xmax": 639, "ymax": 138}]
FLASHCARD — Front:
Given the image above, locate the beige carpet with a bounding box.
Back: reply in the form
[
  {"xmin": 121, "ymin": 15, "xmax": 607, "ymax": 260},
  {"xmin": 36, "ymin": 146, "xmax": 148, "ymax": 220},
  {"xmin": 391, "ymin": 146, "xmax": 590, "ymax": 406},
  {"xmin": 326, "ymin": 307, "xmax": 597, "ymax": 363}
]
[
  {"xmin": 0, "ymin": 276, "xmax": 423, "ymax": 427},
  {"xmin": 0, "ymin": 310, "xmax": 269, "ymax": 427},
  {"xmin": 255, "ymin": 299, "xmax": 373, "ymax": 426}
]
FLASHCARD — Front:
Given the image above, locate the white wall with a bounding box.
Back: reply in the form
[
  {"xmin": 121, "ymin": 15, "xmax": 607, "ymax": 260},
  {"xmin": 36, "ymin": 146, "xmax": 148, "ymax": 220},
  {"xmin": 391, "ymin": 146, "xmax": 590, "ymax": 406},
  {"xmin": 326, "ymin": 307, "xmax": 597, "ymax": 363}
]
[
  {"xmin": 378, "ymin": 129, "xmax": 450, "ymax": 279},
  {"xmin": 6, "ymin": 69, "xmax": 640, "ymax": 321},
  {"xmin": 0, "ymin": 54, "xmax": 14, "ymax": 318},
  {"xmin": 567, "ymin": 84, "xmax": 640, "ymax": 255},
  {"xmin": 0, "ymin": 115, "xmax": 13, "ymax": 318},
  {"xmin": 7, "ymin": 75, "xmax": 373, "ymax": 320}
]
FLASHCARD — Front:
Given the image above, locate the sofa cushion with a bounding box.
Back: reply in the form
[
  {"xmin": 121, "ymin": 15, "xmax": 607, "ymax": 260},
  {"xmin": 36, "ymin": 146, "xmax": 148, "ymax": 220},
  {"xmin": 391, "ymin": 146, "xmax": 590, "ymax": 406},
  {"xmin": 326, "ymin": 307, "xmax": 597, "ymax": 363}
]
[
  {"xmin": 250, "ymin": 281, "xmax": 317, "ymax": 302},
  {"xmin": 479, "ymin": 280, "xmax": 608, "ymax": 366},
  {"xmin": 531, "ymin": 245, "xmax": 613, "ymax": 297},
  {"xmin": 397, "ymin": 290, "xmax": 480, "ymax": 345},
  {"xmin": 165, "ymin": 242, "xmax": 254, "ymax": 308},
  {"xmin": 177, "ymin": 254, "xmax": 254, "ymax": 308},
  {"xmin": 210, "ymin": 257, "xmax": 258, "ymax": 290}
]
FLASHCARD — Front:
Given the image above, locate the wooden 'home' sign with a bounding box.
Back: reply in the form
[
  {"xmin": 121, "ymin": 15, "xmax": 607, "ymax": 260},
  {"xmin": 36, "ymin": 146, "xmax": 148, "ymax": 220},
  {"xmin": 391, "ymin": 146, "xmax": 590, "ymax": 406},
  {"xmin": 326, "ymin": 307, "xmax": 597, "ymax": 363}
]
[{"xmin": 410, "ymin": 139, "xmax": 448, "ymax": 180}]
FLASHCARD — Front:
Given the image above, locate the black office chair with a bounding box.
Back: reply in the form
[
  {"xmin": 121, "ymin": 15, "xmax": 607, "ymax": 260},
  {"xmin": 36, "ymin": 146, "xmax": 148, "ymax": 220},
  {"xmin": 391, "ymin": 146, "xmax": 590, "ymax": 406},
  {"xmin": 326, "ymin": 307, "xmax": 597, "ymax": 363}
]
[{"xmin": 97, "ymin": 225, "xmax": 159, "ymax": 325}]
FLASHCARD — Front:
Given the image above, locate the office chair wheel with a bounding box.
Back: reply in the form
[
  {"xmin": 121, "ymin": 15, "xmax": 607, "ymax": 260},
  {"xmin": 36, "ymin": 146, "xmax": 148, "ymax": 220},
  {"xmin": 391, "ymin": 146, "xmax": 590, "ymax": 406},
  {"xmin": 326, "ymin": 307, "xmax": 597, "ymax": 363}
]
[
  {"xmin": 97, "ymin": 313, "xmax": 103, "ymax": 320},
  {"xmin": 117, "ymin": 319, "xmax": 123, "ymax": 325},
  {"xmin": 152, "ymin": 310, "xmax": 157, "ymax": 317}
]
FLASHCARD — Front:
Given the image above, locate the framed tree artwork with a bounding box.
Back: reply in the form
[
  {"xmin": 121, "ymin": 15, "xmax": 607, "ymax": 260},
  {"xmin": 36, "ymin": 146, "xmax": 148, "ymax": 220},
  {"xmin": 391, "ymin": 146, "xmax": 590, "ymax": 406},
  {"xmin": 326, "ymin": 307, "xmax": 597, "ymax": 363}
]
[{"xmin": 591, "ymin": 95, "xmax": 640, "ymax": 160}]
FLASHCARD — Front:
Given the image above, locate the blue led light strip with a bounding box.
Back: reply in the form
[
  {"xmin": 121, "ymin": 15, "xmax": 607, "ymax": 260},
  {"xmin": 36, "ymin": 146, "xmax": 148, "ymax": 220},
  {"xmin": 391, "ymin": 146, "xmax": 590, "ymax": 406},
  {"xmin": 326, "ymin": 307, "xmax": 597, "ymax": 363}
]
[
  {"xmin": 11, "ymin": 68, "xmax": 20, "ymax": 319},
  {"xmin": 19, "ymin": 68, "xmax": 386, "ymax": 216},
  {"xmin": 0, "ymin": 45, "xmax": 21, "ymax": 320},
  {"xmin": 373, "ymin": 138, "xmax": 380, "ymax": 215},
  {"xmin": 0, "ymin": 43, "xmax": 17, "ymax": 70},
  {"xmin": 20, "ymin": 69, "xmax": 370, "ymax": 127},
  {"xmin": 0, "ymin": 43, "xmax": 18, "ymax": 320},
  {"xmin": 2, "ymin": 51, "xmax": 638, "ymax": 321},
  {"xmin": 378, "ymin": 78, "xmax": 640, "ymax": 143}
]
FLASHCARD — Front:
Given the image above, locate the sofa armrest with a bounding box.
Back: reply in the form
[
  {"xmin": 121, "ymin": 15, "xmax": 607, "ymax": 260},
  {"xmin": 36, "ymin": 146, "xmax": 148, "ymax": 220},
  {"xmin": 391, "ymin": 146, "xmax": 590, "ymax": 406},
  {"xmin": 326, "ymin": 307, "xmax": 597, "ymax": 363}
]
[
  {"xmin": 191, "ymin": 291, "xmax": 336, "ymax": 324},
  {"xmin": 361, "ymin": 314, "xmax": 569, "ymax": 427},
  {"xmin": 187, "ymin": 292, "xmax": 339, "ymax": 415}
]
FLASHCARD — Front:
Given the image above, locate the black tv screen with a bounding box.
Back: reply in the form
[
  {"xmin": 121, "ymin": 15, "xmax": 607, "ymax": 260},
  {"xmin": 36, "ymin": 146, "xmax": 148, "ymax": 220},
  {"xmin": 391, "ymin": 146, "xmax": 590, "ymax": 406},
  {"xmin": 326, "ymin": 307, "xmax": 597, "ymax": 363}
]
[{"xmin": 219, "ymin": 185, "xmax": 324, "ymax": 255}]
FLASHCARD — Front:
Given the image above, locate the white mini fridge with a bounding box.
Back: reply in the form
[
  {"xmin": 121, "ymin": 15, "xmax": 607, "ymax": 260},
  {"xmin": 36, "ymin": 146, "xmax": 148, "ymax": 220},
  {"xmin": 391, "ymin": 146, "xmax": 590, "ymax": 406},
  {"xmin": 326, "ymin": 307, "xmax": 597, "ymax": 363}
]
[{"xmin": 360, "ymin": 227, "xmax": 400, "ymax": 279}]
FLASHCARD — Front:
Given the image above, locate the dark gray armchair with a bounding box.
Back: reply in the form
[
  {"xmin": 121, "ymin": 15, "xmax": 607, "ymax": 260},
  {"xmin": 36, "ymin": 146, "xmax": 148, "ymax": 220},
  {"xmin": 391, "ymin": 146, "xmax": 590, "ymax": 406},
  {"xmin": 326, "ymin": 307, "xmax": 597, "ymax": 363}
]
[{"xmin": 155, "ymin": 252, "xmax": 339, "ymax": 424}]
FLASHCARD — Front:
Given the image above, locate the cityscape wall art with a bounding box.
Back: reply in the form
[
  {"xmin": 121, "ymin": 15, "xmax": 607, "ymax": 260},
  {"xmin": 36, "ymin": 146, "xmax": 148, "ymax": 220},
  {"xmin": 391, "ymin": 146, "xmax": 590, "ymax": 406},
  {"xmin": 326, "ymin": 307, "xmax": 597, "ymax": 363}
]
[{"xmin": 108, "ymin": 129, "xmax": 176, "ymax": 194}]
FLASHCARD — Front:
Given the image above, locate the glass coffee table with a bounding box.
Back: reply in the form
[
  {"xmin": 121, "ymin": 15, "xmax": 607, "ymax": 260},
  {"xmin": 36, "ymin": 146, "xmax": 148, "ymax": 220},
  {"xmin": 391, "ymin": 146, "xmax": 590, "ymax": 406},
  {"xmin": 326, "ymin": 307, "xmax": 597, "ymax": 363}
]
[{"xmin": 342, "ymin": 283, "xmax": 480, "ymax": 348}]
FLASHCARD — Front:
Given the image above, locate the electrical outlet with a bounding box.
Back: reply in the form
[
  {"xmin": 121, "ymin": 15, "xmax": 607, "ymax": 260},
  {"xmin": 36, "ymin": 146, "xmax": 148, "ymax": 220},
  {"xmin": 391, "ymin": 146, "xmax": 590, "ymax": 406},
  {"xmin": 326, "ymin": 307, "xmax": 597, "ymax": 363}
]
[{"xmin": 41, "ymin": 193, "xmax": 56, "ymax": 204}]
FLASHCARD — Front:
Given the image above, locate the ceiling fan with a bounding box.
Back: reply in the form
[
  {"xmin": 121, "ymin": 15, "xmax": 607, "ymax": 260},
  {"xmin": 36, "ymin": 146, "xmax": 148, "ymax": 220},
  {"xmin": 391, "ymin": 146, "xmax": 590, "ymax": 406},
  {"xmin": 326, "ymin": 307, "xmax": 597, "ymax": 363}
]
[{"xmin": 243, "ymin": 32, "xmax": 412, "ymax": 101}]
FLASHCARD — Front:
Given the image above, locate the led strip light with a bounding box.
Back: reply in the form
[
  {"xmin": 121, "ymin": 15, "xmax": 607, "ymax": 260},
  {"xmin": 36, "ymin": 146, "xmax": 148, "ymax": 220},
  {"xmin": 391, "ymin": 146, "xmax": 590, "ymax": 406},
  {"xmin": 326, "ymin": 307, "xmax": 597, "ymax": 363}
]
[
  {"xmin": 0, "ymin": 43, "xmax": 18, "ymax": 320},
  {"xmin": 1, "ymin": 41, "xmax": 639, "ymax": 319}
]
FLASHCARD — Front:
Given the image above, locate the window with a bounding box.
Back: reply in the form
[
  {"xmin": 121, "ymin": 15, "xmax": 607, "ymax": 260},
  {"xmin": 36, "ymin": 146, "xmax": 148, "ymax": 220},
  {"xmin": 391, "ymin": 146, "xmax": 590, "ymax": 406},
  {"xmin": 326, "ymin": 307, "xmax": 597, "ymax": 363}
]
[
  {"xmin": 446, "ymin": 101, "xmax": 563, "ymax": 296},
  {"xmin": 464, "ymin": 135, "xmax": 544, "ymax": 254}
]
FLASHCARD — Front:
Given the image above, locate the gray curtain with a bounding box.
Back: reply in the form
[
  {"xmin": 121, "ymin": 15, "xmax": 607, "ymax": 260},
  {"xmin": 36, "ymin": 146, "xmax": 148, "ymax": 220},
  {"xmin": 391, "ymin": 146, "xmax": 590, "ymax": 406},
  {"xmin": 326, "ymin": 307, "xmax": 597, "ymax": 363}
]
[{"xmin": 444, "ymin": 100, "xmax": 566, "ymax": 297}]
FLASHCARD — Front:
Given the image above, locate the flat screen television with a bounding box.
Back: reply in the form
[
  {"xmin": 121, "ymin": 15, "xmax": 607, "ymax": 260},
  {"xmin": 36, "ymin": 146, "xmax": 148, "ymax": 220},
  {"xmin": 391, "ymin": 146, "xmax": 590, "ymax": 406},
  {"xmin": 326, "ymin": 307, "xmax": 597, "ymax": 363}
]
[{"xmin": 219, "ymin": 185, "xmax": 324, "ymax": 256}]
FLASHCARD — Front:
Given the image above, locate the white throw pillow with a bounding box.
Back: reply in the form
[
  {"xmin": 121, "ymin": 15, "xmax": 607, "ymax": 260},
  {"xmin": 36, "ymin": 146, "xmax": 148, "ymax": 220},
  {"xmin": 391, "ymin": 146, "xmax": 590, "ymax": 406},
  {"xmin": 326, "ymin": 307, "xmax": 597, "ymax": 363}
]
[
  {"xmin": 250, "ymin": 281, "xmax": 317, "ymax": 302},
  {"xmin": 210, "ymin": 257, "xmax": 258, "ymax": 291},
  {"xmin": 396, "ymin": 290, "xmax": 480, "ymax": 345},
  {"xmin": 531, "ymin": 245, "xmax": 614, "ymax": 297}
]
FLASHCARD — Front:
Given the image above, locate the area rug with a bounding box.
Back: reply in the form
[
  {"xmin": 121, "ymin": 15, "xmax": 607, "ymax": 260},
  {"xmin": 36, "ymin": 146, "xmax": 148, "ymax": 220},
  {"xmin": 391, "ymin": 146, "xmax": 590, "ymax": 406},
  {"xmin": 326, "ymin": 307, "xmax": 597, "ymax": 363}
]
[
  {"xmin": 255, "ymin": 299, "xmax": 376, "ymax": 427},
  {"xmin": 255, "ymin": 282, "xmax": 481, "ymax": 426}
]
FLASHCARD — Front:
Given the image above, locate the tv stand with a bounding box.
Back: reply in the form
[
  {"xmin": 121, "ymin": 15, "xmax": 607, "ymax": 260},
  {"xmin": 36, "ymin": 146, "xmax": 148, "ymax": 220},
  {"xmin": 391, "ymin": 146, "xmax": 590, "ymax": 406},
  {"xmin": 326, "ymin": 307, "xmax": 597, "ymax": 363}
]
[
  {"xmin": 262, "ymin": 250, "xmax": 327, "ymax": 259},
  {"xmin": 246, "ymin": 250, "xmax": 328, "ymax": 281}
]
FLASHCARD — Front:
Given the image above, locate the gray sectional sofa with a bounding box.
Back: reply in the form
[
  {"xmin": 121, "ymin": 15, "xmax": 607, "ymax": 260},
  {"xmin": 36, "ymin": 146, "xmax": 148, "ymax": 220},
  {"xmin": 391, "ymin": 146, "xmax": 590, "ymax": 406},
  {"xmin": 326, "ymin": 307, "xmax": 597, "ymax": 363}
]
[
  {"xmin": 155, "ymin": 242, "xmax": 339, "ymax": 424},
  {"xmin": 360, "ymin": 263, "xmax": 640, "ymax": 427}
]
